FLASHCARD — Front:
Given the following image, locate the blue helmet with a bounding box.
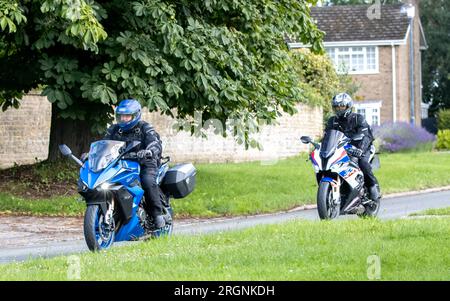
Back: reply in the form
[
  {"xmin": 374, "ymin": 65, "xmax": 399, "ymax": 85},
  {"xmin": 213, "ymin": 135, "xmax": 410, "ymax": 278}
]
[
  {"xmin": 115, "ymin": 99, "xmax": 142, "ymax": 131},
  {"xmin": 332, "ymin": 93, "xmax": 353, "ymax": 118}
]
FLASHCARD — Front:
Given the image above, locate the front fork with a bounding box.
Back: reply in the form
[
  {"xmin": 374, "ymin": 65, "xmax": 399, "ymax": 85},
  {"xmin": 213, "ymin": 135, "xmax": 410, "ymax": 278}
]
[
  {"xmin": 104, "ymin": 199, "xmax": 115, "ymax": 226},
  {"xmin": 328, "ymin": 177, "xmax": 341, "ymax": 207}
]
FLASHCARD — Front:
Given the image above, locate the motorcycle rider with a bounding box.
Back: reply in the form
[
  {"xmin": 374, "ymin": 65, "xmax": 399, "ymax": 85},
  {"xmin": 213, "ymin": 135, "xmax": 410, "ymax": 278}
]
[
  {"xmin": 104, "ymin": 99, "xmax": 168, "ymax": 229},
  {"xmin": 325, "ymin": 93, "xmax": 381, "ymax": 201}
]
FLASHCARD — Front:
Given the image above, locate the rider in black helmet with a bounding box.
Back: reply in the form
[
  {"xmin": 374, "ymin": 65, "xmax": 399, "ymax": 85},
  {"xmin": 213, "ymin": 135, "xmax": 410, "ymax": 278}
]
[{"xmin": 325, "ymin": 93, "xmax": 381, "ymax": 201}]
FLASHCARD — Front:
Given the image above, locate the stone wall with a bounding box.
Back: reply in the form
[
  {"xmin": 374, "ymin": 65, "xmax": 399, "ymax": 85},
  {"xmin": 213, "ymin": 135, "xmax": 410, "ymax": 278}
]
[
  {"xmin": 0, "ymin": 94, "xmax": 51, "ymax": 169},
  {"xmin": 141, "ymin": 103, "xmax": 323, "ymax": 163},
  {"xmin": 0, "ymin": 94, "xmax": 323, "ymax": 168}
]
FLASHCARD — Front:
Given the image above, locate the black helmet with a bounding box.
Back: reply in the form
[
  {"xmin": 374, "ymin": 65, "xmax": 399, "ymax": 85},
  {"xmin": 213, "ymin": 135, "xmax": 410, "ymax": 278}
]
[{"xmin": 332, "ymin": 93, "xmax": 353, "ymax": 118}]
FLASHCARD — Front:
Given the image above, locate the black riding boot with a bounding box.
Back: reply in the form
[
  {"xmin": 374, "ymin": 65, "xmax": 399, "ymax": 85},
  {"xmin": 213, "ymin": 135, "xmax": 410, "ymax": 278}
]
[{"xmin": 140, "ymin": 166, "xmax": 165, "ymax": 228}]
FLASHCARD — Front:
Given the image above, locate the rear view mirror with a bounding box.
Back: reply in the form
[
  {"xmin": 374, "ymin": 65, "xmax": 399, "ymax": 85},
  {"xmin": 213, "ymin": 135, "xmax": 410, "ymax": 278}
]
[
  {"xmin": 300, "ymin": 136, "xmax": 312, "ymax": 144},
  {"xmin": 59, "ymin": 144, "xmax": 72, "ymax": 156}
]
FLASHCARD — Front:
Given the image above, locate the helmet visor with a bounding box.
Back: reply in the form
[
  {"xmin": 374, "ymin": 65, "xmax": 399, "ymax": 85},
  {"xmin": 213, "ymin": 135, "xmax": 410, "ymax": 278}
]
[
  {"xmin": 115, "ymin": 112, "xmax": 137, "ymax": 125},
  {"xmin": 333, "ymin": 104, "xmax": 347, "ymax": 113}
]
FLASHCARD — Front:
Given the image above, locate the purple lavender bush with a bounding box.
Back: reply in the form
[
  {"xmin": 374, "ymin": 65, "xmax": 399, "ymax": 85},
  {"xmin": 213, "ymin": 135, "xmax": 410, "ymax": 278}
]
[{"xmin": 373, "ymin": 122, "xmax": 436, "ymax": 153}]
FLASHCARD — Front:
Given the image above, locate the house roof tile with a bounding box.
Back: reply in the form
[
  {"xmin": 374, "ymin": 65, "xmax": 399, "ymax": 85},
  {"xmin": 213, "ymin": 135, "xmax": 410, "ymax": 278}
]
[{"xmin": 308, "ymin": 4, "xmax": 410, "ymax": 42}]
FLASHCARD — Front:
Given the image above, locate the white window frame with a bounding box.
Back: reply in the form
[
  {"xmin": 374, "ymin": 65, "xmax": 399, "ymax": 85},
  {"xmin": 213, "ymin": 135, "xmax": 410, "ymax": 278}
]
[
  {"xmin": 353, "ymin": 102, "xmax": 382, "ymax": 126},
  {"xmin": 325, "ymin": 46, "xmax": 379, "ymax": 75}
]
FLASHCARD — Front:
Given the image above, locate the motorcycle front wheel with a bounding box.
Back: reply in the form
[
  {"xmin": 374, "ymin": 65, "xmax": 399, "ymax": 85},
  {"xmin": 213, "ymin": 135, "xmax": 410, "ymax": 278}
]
[
  {"xmin": 317, "ymin": 181, "xmax": 340, "ymax": 220},
  {"xmin": 84, "ymin": 205, "xmax": 115, "ymax": 251}
]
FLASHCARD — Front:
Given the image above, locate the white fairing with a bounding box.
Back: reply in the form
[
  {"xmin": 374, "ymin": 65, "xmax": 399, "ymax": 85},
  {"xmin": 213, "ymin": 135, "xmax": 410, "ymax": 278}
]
[{"xmin": 311, "ymin": 144, "xmax": 363, "ymax": 189}]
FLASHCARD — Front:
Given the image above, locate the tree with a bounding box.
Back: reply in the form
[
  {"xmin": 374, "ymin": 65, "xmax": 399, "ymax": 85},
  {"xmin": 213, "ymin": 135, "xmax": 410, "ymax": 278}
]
[
  {"xmin": 0, "ymin": 0, "xmax": 324, "ymax": 160},
  {"xmin": 420, "ymin": 0, "xmax": 450, "ymax": 113},
  {"xmin": 291, "ymin": 48, "xmax": 359, "ymax": 122},
  {"xmin": 322, "ymin": 0, "xmax": 400, "ymax": 5}
]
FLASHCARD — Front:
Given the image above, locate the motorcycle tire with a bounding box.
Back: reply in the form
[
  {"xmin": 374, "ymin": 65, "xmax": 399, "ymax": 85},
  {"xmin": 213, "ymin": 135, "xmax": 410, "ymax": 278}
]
[
  {"xmin": 84, "ymin": 205, "xmax": 115, "ymax": 251},
  {"xmin": 317, "ymin": 181, "xmax": 339, "ymax": 220},
  {"xmin": 358, "ymin": 198, "xmax": 381, "ymax": 218}
]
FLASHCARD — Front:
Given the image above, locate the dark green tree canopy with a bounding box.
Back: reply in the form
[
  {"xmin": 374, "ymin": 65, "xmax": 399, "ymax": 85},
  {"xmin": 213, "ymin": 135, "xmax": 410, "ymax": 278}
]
[
  {"xmin": 420, "ymin": 0, "xmax": 450, "ymax": 112},
  {"xmin": 1, "ymin": 0, "xmax": 324, "ymax": 148},
  {"xmin": 322, "ymin": 0, "xmax": 400, "ymax": 5}
]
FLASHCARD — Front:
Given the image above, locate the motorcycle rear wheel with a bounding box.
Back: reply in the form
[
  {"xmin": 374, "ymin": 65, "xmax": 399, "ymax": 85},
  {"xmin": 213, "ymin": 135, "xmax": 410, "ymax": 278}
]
[
  {"xmin": 358, "ymin": 198, "xmax": 381, "ymax": 218},
  {"xmin": 317, "ymin": 181, "xmax": 340, "ymax": 220}
]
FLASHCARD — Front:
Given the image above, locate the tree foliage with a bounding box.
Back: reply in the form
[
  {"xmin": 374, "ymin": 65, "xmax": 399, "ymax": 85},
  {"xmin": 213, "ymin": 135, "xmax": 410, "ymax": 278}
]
[
  {"xmin": 1, "ymin": 0, "xmax": 324, "ymax": 147},
  {"xmin": 420, "ymin": 0, "xmax": 450, "ymax": 112},
  {"xmin": 291, "ymin": 48, "xmax": 358, "ymax": 121},
  {"xmin": 322, "ymin": 0, "xmax": 400, "ymax": 5}
]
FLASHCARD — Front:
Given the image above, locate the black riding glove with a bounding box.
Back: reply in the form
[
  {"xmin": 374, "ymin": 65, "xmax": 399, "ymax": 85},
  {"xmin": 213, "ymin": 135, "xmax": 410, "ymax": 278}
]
[
  {"xmin": 137, "ymin": 149, "xmax": 153, "ymax": 159},
  {"xmin": 348, "ymin": 147, "xmax": 363, "ymax": 158}
]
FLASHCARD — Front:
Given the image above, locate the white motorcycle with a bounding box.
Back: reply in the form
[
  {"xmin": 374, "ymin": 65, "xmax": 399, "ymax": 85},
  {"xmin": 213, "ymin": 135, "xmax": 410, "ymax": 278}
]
[{"xmin": 301, "ymin": 129, "xmax": 381, "ymax": 220}]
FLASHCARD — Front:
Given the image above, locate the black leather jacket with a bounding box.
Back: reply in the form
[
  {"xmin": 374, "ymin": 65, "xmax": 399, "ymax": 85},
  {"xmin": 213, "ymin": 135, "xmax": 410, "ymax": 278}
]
[
  {"xmin": 325, "ymin": 113, "xmax": 374, "ymax": 152},
  {"xmin": 104, "ymin": 121, "xmax": 162, "ymax": 167}
]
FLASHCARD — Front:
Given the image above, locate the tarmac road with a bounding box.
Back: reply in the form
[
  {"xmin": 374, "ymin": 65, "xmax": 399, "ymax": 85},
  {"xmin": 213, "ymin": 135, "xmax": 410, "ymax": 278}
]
[{"xmin": 0, "ymin": 188, "xmax": 449, "ymax": 264}]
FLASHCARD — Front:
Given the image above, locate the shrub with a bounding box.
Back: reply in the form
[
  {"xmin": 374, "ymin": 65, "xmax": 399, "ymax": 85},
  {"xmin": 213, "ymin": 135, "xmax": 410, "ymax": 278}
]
[
  {"xmin": 436, "ymin": 130, "xmax": 450, "ymax": 150},
  {"xmin": 373, "ymin": 122, "xmax": 435, "ymax": 153},
  {"xmin": 290, "ymin": 48, "xmax": 359, "ymax": 119},
  {"xmin": 437, "ymin": 109, "xmax": 450, "ymax": 130}
]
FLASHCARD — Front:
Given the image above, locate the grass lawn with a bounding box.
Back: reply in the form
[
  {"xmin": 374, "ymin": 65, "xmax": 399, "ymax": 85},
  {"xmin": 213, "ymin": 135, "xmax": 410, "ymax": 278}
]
[
  {"xmin": 0, "ymin": 151, "xmax": 449, "ymax": 218},
  {"xmin": 410, "ymin": 207, "xmax": 450, "ymax": 216},
  {"xmin": 1, "ymin": 217, "xmax": 449, "ymax": 280},
  {"xmin": 0, "ymin": 193, "xmax": 84, "ymax": 217}
]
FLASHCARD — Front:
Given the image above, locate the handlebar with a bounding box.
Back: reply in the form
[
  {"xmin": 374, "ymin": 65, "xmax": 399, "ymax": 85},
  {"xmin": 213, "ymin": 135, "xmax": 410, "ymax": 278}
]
[
  {"xmin": 122, "ymin": 152, "xmax": 138, "ymax": 160},
  {"xmin": 122, "ymin": 152, "xmax": 159, "ymax": 160}
]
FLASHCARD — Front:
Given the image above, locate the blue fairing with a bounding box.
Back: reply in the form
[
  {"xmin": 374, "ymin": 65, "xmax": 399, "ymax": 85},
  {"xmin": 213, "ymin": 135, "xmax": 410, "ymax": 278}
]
[
  {"xmin": 80, "ymin": 161, "xmax": 101, "ymax": 189},
  {"xmin": 321, "ymin": 177, "xmax": 335, "ymax": 183},
  {"xmin": 115, "ymin": 184, "xmax": 145, "ymax": 241},
  {"xmin": 338, "ymin": 156, "xmax": 350, "ymax": 163},
  {"xmin": 81, "ymin": 158, "xmax": 146, "ymax": 242},
  {"xmin": 111, "ymin": 161, "xmax": 140, "ymax": 187}
]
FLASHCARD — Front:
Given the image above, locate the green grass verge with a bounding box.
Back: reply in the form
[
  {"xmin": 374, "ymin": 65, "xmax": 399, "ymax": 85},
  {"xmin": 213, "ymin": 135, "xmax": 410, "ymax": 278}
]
[
  {"xmin": 1, "ymin": 151, "xmax": 450, "ymax": 217},
  {"xmin": 173, "ymin": 151, "xmax": 450, "ymax": 217},
  {"xmin": 410, "ymin": 207, "xmax": 450, "ymax": 216},
  {"xmin": 0, "ymin": 193, "xmax": 83, "ymax": 217},
  {"xmin": 1, "ymin": 217, "xmax": 449, "ymax": 280}
]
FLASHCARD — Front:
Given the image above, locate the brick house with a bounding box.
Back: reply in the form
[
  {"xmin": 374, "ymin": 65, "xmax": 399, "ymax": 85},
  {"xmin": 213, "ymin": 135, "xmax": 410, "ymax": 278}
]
[{"xmin": 288, "ymin": 1, "xmax": 427, "ymax": 127}]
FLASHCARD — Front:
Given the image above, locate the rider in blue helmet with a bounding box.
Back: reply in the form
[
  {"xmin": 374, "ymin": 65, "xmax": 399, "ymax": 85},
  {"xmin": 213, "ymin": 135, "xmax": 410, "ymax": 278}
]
[
  {"xmin": 104, "ymin": 99, "xmax": 169, "ymax": 229},
  {"xmin": 115, "ymin": 99, "xmax": 142, "ymax": 131}
]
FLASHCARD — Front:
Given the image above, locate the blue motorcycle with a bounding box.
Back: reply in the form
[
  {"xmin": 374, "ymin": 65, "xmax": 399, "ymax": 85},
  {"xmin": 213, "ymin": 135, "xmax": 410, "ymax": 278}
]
[{"xmin": 59, "ymin": 140, "xmax": 196, "ymax": 251}]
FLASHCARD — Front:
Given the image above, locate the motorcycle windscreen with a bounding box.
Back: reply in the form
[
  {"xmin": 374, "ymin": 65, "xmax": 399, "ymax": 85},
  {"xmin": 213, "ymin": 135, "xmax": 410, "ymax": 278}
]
[
  {"xmin": 88, "ymin": 140, "xmax": 125, "ymax": 173},
  {"xmin": 320, "ymin": 129, "xmax": 345, "ymax": 158}
]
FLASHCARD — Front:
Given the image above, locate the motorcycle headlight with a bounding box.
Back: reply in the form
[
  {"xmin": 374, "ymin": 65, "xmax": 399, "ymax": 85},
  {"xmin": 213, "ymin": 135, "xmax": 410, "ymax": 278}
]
[{"xmin": 100, "ymin": 182, "xmax": 114, "ymax": 190}]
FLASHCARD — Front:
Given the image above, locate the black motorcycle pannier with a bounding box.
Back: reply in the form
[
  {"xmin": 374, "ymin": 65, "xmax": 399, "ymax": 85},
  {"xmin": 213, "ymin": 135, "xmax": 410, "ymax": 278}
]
[{"xmin": 161, "ymin": 163, "xmax": 196, "ymax": 199}]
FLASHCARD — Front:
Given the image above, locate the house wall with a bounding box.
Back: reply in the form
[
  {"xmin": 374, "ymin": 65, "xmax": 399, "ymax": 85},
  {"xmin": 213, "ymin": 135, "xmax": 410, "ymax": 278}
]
[
  {"xmin": 413, "ymin": 1, "xmax": 423, "ymax": 125},
  {"xmin": 397, "ymin": 0, "xmax": 424, "ymax": 126},
  {"xmin": 351, "ymin": 25, "xmax": 423, "ymax": 125},
  {"xmin": 351, "ymin": 46, "xmax": 393, "ymax": 124},
  {"xmin": 397, "ymin": 43, "xmax": 411, "ymax": 122}
]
